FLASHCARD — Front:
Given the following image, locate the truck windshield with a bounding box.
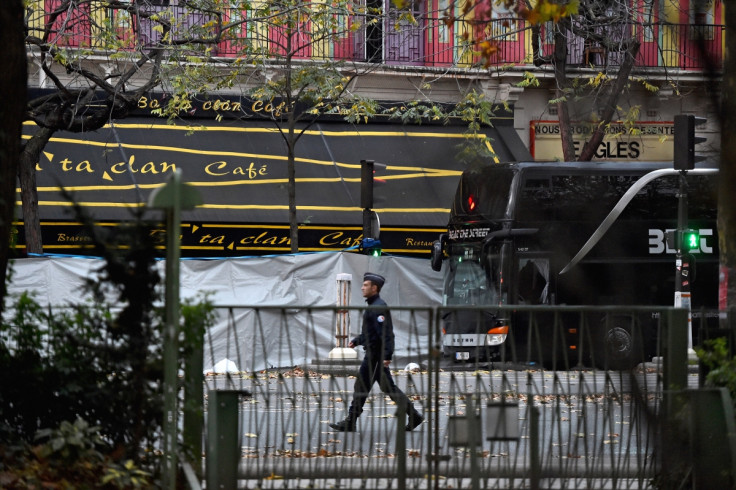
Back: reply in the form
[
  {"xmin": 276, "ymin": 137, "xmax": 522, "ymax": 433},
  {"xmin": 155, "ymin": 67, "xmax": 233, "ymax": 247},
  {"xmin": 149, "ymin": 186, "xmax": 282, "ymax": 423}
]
[
  {"xmin": 451, "ymin": 166, "xmax": 515, "ymax": 220},
  {"xmin": 442, "ymin": 243, "xmax": 500, "ymax": 307}
]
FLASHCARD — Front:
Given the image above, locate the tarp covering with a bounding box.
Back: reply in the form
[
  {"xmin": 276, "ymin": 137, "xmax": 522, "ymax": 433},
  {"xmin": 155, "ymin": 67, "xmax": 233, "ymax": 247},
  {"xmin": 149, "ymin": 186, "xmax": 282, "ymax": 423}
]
[{"xmin": 5, "ymin": 252, "xmax": 443, "ymax": 371}]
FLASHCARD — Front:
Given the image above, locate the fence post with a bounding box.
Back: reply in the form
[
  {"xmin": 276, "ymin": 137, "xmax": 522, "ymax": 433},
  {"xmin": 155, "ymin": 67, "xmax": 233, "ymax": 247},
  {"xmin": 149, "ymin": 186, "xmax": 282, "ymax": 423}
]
[
  {"xmin": 529, "ymin": 406, "xmax": 540, "ymax": 490},
  {"xmin": 469, "ymin": 395, "xmax": 480, "ymax": 490},
  {"xmin": 206, "ymin": 390, "xmax": 250, "ymax": 490},
  {"xmin": 148, "ymin": 170, "xmax": 202, "ymax": 489},
  {"xmin": 664, "ymin": 308, "xmax": 689, "ymax": 405},
  {"xmin": 427, "ymin": 306, "xmax": 443, "ymax": 490},
  {"xmin": 660, "ymin": 308, "xmax": 691, "ymax": 487},
  {"xmin": 396, "ymin": 398, "xmax": 407, "ymax": 490},
  {"xmin": 689, "ymin": 387, "xmax": 736, "ymax": 489},
  {"xmin": 183, "ymin": 337, "xmax": 204, "ymax": 481}
]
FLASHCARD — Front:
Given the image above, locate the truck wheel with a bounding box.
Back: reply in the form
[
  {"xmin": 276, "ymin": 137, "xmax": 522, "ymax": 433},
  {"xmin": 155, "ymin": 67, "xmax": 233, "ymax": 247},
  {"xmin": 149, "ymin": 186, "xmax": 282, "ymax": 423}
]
[{"xmin": 595, "ymin": 315, "xmax": 642, "ymax": 370}]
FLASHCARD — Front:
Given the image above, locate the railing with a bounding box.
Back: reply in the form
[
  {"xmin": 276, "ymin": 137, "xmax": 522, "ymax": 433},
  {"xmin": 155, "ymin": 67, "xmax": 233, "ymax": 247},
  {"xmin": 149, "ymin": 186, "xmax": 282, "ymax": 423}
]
[
  {"xmin": 30, "ymin": 2, "xmax": 724, "ymax": 71},
  {"xmin": 194, "ymin": 304, "xmax": 702, "ymax": 489}
]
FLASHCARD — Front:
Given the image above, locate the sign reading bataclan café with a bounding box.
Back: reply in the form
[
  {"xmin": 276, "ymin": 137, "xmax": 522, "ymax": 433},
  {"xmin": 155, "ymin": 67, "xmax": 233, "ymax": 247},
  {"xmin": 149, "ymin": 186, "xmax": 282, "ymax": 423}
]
[
  {"xmin": 16, "ymin": 92, "xmax": 526, "ymax": 258},
  {"xmin": 531, "ymin": 120, "xmax": 674, "ymax": 161}
]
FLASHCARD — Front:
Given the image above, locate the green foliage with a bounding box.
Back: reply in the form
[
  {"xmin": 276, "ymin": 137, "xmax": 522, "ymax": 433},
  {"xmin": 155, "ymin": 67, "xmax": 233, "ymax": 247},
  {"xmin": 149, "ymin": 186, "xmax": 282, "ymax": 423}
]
[
  {"xmin": 631, "ymin": 76, "xmax": 660, "ymax": 93},
  {"xmin": 0, "ymin": 248, "xmax": 164, "ymax": 465},
  {"xmin": 34, "ymin": 418, "xmax": 105, "ymax": 463},
  {"xmin": 0, "ymin": 216, "xmax": 156, "ymax": 480},
  {"xmin": 515, "ymin": 71, "xmax": 540, "ymax": 89},
  {"xmin": 449, "ymin": 90, "xmax": 500, "ymax": 167},
  {"xmin": 0, "ymin": 418, "xmax": 151, "ymax": 489},
  {"xmin": 696, "ymin": 337, "xmax": 736, "ymax": 408},
  {"xmin": 383, "ymin": 90, "xmax": 501, "ymax": 167},
  {"xmin": 101, "ymin": 459, "xmax": 152, "ymax": 489},
  {"xmin": 181, "ymin": 294, "xmax": 216, "ymax": 356},
  {"xmin": 1, "ymin": 200, "xmax": 219, "ymax": 486},
  {"xmin": 385, "ymin": 100, "xmax": 448, "ymax": 125}
]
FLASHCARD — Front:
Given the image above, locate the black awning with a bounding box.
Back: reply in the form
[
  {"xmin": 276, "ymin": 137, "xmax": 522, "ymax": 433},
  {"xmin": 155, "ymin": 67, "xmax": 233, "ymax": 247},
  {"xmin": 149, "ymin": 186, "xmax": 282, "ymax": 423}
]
[{"xmin": 20, "ymin": 118, "xmax": 530, "ymax": 230}]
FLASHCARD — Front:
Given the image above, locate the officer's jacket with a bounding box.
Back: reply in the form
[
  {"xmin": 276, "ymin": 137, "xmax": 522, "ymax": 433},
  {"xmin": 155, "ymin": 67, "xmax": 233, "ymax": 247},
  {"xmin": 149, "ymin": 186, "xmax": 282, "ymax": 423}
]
[{"xmin": 351, "ymin": 294, "xmax": 395, "ymax": 361}]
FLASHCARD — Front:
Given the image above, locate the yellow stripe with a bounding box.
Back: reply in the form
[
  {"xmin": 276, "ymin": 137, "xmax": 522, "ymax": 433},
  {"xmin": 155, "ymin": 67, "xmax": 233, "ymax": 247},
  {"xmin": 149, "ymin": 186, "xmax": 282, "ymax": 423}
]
[
  {"xmin": 376, "ymin": 227, "xmax": 445, "ymax": 232},
  {"xmin": 24, "ymin": 135, "xmax": 463, "ymax": 177},
  {"xmin": 25, "ymin": 169, "xmax": 461, "ymax": 193},
  {"xmin": 22, "ymin": 200, "xmax": 450, "ymax": 214},
  {"xmin": 23, "ymin": 123, "xmax": 492, "ymax": 171},
  {"xmin": 18, "ymin": 221, "xmax": 444, "ymax": 234},
  {"xmin": 25, "ymin": 120, "xmax": 499, "ymax": 140},
  {"xmin": 235, "ymin": 246, "xmax": 293, "ymax": 252},
  {"xmin": 198, "ymin": 204, "xmax": 449, "ymax": 213},
  {"xmin": 20, "ymin": 220, "xmax": 444, "ymax": 233},
  {"xmin": 200, "ymin": 223, "xmax": 291, "ymax": 229},
  {"xmin": 14, "ymin": 221, "xmax": 125, "ymax": 226},
  {"xmin": 16, "ymin": 243, "xmax": 431, "ymax": 254},
  {"xmin": 38, "ymin": 245, "xmax": 96, "ymax": 249}
]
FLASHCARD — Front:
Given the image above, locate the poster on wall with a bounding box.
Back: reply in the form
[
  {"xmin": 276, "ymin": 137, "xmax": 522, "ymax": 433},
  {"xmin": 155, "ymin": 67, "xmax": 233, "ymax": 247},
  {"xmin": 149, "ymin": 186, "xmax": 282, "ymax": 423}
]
[{"xmin": 530, "ymin": 120, "xmax": 674, "ymax": 161}]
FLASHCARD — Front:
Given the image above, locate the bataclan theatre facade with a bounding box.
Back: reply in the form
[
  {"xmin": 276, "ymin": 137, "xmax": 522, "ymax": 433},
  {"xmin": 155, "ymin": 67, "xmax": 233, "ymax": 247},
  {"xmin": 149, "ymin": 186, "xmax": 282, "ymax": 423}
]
[{"xmin": 16, "ymin": 92, "xmax": 531, "ymax": 258}]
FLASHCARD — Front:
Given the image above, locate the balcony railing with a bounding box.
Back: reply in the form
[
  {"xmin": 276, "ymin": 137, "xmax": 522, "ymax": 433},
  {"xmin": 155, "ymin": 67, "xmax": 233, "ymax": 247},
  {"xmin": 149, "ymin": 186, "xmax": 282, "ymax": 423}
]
[{"xmin": 31, "ymin": 2, "xmax": 724, "ymax": 71}]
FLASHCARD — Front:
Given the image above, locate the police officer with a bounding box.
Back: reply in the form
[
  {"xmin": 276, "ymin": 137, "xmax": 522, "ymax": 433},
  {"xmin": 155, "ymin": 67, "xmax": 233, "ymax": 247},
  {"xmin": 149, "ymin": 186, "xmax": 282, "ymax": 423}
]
[{"xmin": 329, "ymin": 272, "xmax": 424, "ymax": 432}]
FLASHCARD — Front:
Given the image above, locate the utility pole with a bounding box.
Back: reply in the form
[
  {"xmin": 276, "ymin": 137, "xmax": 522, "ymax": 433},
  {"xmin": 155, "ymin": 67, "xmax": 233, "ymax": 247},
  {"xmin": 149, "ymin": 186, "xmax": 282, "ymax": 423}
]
[
  {"xmin": 148, "ymin": 170, "xmax": 202, "ymax": 488},
  {"xmin": 674, "ymin": 172, "xmax": 694, "ymax": 351}
]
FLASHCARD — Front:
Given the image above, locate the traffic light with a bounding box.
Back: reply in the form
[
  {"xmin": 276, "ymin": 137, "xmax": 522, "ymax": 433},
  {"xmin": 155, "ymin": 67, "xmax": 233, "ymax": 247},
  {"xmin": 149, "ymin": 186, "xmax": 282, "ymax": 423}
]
[
  {"xmin": 361, "ymin": 237, "xmax": 382, "ymax": 256},
  {"xmin": 360, "ymin": 159, "xmax": 387, "ymax": 209},
  {"xmin": 467, "ymin": 194, "xmax": 477, "ymax": 212},
  {"xmin": 682, "ymin": 229, "xmax": 700, "ymax": 251},
  {"xmin": 674, "ymin": 114, "xmax": 707, "ymax": 170},
  {"xmin": 361, "ymin": 159, "xmax": 374, "ymax": 209}
]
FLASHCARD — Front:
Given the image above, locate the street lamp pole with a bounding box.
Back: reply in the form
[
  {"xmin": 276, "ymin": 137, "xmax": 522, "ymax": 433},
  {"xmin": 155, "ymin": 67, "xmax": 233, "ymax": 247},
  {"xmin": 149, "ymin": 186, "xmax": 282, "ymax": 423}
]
[{"xmin": 675, "ymin": 171, "xmax": 694, "ymax": 351}]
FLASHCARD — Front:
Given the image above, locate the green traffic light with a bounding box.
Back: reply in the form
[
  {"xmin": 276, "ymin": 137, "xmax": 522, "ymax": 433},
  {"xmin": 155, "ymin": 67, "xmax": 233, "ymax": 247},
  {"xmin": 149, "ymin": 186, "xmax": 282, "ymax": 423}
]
[
  {"xmin": 683, "ymin": 229, "xmax": 699, "ymax": 250},
  {"xmin": 371, "ymin": 248, "xmax": 382, "ymax": 257}
]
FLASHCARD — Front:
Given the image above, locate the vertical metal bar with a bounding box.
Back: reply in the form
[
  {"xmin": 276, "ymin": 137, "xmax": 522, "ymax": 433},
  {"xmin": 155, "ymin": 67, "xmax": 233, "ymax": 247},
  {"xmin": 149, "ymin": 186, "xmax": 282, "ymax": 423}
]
[
  {"xmin": 206, "ymin": 390, "xmax": 241, "ymax": 490},
  {"xmin": 162, "ymin": 173, "xmax": 182, "ymax": 489},
  {"xmin": 689, "ymin": 388, "xmax": 736, "ymax": 489},
  {"xmin": 183, "ymin": 335, "xmax": 204, "ymax": 482},
  {"xmin": 664, "ymin": 308, "xmax": 689, "ymax": 393},
  {"xmin": 530, "ymin": 406, "xmax": 540, "ymax": 490},
  {"xmin": 468, "ymin": 395, "xmax": 479, "ymax": 490},
  {"xmin": 396, "ymin": 397, "xmax": 407, "ymax": 490},
  {"xmin": 661, "ymin": 308, "xmax": 690, "ymax": 487},
  {"xmin": 430, "ymin": 306, "xmax": 441, "ymax": 490}
]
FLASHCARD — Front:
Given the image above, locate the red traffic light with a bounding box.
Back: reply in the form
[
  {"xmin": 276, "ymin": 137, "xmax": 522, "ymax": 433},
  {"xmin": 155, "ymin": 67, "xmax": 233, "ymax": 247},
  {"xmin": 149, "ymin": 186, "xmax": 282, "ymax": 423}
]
[{"xmin": 467, "ymin": 195, "xmax": 476, "ymax": 211}]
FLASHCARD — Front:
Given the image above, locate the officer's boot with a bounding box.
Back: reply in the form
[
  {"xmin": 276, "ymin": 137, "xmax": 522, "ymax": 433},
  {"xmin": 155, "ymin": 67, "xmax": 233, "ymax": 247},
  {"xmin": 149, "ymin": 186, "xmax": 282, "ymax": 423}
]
[
  {"xmin": 329, "ymin": 413, "xmax": 358, "ymax": 432},
  {"xmin": 405, "ymin": 405, "xmax": 424, "ymax": 431}
]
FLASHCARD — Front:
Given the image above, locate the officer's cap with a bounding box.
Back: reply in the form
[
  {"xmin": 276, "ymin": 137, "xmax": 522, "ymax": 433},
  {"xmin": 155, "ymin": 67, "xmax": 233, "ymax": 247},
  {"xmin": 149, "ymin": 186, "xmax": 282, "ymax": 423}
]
[{"xmin": 364, "ymin": 272, "xmax": 385, "ymax": 288}]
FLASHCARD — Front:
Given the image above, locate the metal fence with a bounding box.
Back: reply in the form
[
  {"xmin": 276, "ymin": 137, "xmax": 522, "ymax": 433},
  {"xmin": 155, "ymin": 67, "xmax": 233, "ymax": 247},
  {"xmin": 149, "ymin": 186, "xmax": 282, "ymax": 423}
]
[
  {"xmin": 32, "ymin": 1, "xmax": 724, "ymax": 70},
  {"xmin": 194, "ymin": 304, "xmax": 699, "ymax": 490}
]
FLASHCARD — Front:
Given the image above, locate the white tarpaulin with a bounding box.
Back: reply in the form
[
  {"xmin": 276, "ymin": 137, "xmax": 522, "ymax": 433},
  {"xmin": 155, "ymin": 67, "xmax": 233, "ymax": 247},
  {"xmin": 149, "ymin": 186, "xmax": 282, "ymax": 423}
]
[{"xmin": 5, "ymin": 252, "xmax": 443, "ymax": 371}]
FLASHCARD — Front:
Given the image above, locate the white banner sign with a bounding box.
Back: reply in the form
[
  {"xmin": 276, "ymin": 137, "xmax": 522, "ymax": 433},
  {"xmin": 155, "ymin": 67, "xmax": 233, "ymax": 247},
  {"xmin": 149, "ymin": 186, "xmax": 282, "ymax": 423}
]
[{"xmin": 531, "ymin": 120, "xmax": 674, "ymax": 161}]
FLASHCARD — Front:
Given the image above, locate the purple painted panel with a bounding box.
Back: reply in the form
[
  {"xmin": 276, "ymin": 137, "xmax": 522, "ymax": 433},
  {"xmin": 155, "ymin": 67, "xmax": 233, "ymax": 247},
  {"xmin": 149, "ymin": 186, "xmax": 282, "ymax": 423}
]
[
  {"xmin": 385, "ymin": 0, "xmax": 425, "ymax": 65},
  {"xmin": 137, "ymin": 0, "xmax": 213, "ymax": 49}
]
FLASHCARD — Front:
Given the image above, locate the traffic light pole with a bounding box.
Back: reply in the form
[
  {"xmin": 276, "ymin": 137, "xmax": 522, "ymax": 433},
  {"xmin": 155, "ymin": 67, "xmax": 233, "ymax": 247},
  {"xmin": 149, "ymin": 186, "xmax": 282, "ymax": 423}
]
[
  {"xmin": 360, "ymin": 159, "xmax": 382, "ymax": 255},
  {"xmin": 675, "ymin": 171, "xmax": 694, "ymax": 352},
  {"xmin": 362, "ymin": 207, "xmax": 373, "ymax": 243}
]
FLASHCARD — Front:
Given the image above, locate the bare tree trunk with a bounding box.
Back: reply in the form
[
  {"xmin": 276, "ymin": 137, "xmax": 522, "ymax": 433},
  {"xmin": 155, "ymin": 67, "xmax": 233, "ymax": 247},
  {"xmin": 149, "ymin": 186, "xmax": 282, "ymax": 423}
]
[
  {"xmin": 553, "ymin": 23, "xmax": 576, "ymax": 161},
  {"xmin": 19, "ymin": 128, "xmax": 53, "ymax": 254},
  {"xmin": 719, "ymin": 0, "xmax": 736, "ymax": 311},
  {"xmin": 284, "ymin": 47, "xmax": 299, "ymax": 254},
  {"xmin": 287, "ymin": 137, "xmax": 298, "ymax": 254},
  {"xmin": 0, "ymin": 0, "xmax": 26, "ymax": 314},
  {"xmin": 578, "ymin": 40, "xmax": 641, "ymax": 161}
]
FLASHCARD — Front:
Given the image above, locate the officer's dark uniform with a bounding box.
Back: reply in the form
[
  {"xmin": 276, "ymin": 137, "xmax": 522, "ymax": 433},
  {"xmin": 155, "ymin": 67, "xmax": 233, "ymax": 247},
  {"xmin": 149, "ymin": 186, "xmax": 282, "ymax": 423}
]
[{"xmin": 330, "ymin": 273, "xmax": 423, "ymax": 432}]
